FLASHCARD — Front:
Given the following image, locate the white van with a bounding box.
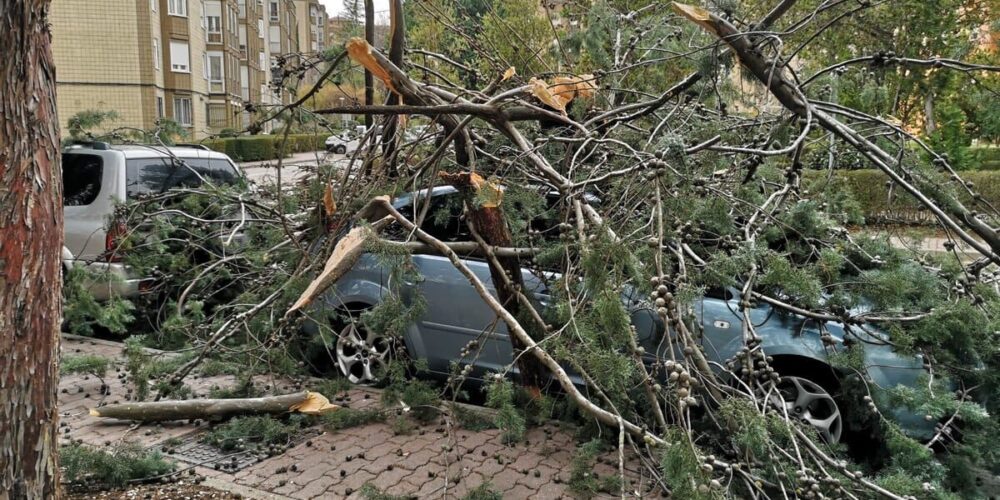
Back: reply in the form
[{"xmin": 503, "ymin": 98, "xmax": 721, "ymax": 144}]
[{"xmin": 62, "ymin": 142, "xmax": 243, "ymax": 300}]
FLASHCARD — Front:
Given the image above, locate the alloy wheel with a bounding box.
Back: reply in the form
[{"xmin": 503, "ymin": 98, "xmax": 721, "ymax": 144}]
[
  {"xmin": 773, "ymin": 376, "xmax": 843, "ymax": 444},
  {"xmin": 335, "ymin": 321, "xmax": 392, "ymax": 384}
]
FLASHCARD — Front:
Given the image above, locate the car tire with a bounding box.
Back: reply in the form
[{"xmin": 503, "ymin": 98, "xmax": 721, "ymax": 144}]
[{"xmin": 334, "ymin": 145, "xmax": 347, "ymax": 155}]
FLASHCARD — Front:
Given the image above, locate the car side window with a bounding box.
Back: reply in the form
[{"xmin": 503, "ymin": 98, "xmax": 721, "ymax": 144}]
[
  {"xmin": 126, "ymin": 157, "xmax": 238, "ymax": 198},
  {"xmin": 420, "ymin": 194, "xmax": 470, "ymax": 242},
  {"xmin": 63, "ymin": 153, "xmax": 104, "ymax": 206}
]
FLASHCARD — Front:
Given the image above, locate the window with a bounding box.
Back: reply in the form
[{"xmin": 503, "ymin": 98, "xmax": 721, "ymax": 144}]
[
  {"xmin": 206, "ymin": 16, "xmax": 221, "ymax": 41},
  {"xmin": 173, "ymin": 97, "xmax": 193, "ymax": 126},
  {"xmin": 167, "ymin": 0, "xmax": 186, "ymax": 16},
  {"xmin": 156, "ymin": 96, "xmax": 164, "ymax": 118},
  {"xmin": 125, "ymin": 157, "xmax": 238, "ymax": 198},
  {"xmin": 269, "ymin": 1, "xmax": 278, "ymax": 21},
  {"xmin": 258, "ymin": 19, "xmax": 264, "ymax": 38},
  {"xmin": 411, "ymin": 194, "xmax": 471, "ymax": 243},
  {"xmin": 169, "ymin": 40, "xmax": 190, "ymax": 72},
  {"xmin": 152, "ymin": 38, "xmax": 160, "ymax": 69},
  {"xmin": 208, "ymin": 103, "xmax": 228, "ymax": 128},
  {"xmin": 207, "ymin": 52, "xmax": 223, "ymax": 82},
  {"xmin": 62, "ymin": 154, "xmax": 103, "ymax": 206},
  {"xmin": 150, "ymin": 0, "xmax": 157, "ymax": 12}
]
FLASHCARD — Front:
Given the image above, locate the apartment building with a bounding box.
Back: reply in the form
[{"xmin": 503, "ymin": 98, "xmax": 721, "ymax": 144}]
[
  {"xmin": 50, "ymin": 0, "xmax": 297, "ymax": 139},
  {"xmin": 293, "ymin": 0, "xmax": 327, "ymax": 84}
]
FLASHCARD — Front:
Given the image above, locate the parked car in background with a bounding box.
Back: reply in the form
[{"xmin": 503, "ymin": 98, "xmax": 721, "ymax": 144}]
[
  {"xmin": 324, "ymin": 132, "xmax": 360, "ymax": 154},
  {"xmin": 305, "ymin": 185, "xmax": 938, "ymax": 444},
  {"xmin": 62, "ymin": 141, "xmax": 243, "ymax": 300}
]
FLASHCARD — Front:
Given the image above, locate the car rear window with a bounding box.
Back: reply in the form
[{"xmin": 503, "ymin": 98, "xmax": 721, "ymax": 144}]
[
  {"xmin": 63, "ymin": 153, "xmax": 103, "ymax": 206},
  {"xmin": 126, "ymin": 157, "xmax": 238, "ymax": 198}
]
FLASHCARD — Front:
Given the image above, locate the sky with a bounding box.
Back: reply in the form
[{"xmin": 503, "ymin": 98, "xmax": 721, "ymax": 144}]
[{"xmin": 319, "ymin": 0, "xmax": 391, "ymax": 17}]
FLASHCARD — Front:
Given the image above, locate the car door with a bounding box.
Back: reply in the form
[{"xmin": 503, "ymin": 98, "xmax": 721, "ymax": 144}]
[
  {"xmin": 399, "ymin": 192, "xmax": 516, "ymax": 379},
  {"xmin": 63, "ymin": 150, "xmax": 122, "ymax": 262}
]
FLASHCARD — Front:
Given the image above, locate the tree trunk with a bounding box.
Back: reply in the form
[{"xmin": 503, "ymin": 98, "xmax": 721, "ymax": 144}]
[
  {"xmin": 924, "ymin": 91, "xmax": 936, "ymax": 135},
  {"xmin": 364, "ymin": 0, "xmax": 375, "ymax": 132},
  {"xmin": 439, "ymin": 172, "xmax": 547, "ymax": 396},
  {"xmin": 0, "ymin": 1, "xmax": 63, "ymax": 497},
  {"xmin": 380, "ymin": 0, "xmax": 405, "ymax": 173},
  {"xmin": 90, "ymin": 392, "xmax": 339, "ymax": 422}
]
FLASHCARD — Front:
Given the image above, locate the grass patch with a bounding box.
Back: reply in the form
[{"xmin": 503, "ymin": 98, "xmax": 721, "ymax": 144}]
[
  {"xmin": 202, "ymin": 415, "xmax": 309, "ymax": 451},
  {"xmin": 462, "ymin": 483, "xmax": 503, "ymax": 500},
  {"xmin": 359, "ymin": 483, "xmax": 416, "ymax": 499},
  {"xmin": 61, "ymin": 442, "xmax": 174, "ymax": 487}
]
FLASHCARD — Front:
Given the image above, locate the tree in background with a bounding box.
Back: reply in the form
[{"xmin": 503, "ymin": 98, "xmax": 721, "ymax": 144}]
[{"xmin": 0, "ymin": 0, "xmax": 64, "ymax": 497}]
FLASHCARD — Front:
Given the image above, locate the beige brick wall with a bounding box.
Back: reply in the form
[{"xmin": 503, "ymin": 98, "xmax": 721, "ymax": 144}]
[
  {"xmin": 51, "ymin": 0, "xmax": 143, "ymax": 84},
  {"xmin": 51, "ymin": 0, "xmax": 301, "ymax": 139},
  {"xmin": 56, "ymin": 84, "xmax": 149, "ymax": 135}
]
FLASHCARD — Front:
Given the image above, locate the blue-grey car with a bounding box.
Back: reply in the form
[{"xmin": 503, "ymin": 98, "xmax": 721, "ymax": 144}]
[{"xmin": 306, "ymin": 186, "xmax": 934, "ymax": 444}]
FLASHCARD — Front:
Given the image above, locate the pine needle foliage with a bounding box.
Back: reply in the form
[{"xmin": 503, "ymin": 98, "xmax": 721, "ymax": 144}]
[{"xmin": 61, "ymin": 442, "xmax": 174, "ymax": 487}]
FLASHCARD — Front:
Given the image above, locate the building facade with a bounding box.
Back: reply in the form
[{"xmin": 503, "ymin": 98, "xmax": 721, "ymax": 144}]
[
  {"xmin": 51, "ymin": 0, "xmax": 298, "ymax": 139},
  {"xmin": 292, "ymin": 0, "xmax": 327, "ymax": 84}
]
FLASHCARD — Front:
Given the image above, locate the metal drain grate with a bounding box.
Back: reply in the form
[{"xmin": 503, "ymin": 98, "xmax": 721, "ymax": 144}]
[{"xmin": 158, "ymin": 428, "xmax": 320, "ymax": 473}]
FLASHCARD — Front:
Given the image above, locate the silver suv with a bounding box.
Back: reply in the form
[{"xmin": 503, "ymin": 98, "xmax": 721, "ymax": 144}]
[{"xmin": 62, "ymin": 141, "xmax": 243, "ymax": 300}]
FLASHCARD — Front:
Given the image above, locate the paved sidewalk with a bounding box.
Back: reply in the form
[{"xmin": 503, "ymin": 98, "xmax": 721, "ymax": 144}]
[
  {"xmin": 239, "ymin": 151, "xmax": 344, "ymax": 184},
  {"xmin": 59, "ymin": 336, "xmax": 662, "ymax": 499}
]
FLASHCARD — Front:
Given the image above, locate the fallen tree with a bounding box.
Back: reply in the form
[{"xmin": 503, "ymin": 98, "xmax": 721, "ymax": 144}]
[
  {"xmin": 90, "ymin": 391, "xmax": 339, "ymax": 422},
  {"xmin": 79, "ymin": 0, "xmax": 1000, "ymax": 497}
]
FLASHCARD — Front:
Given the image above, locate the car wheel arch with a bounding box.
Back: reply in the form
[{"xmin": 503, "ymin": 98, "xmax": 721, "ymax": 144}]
[{"xmin": 766, "ymin": 353, "xmax": 842, "ymax": 394}]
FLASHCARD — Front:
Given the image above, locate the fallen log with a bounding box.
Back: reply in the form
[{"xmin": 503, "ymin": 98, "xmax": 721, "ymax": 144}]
[{"xmin": 89, "ymin": 391, "xmax": 338, "ymax": 422}]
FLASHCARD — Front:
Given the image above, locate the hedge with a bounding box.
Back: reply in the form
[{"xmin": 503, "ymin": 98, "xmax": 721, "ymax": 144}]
[
  {"xmin": 803, "ymin": 169, "xmax": 1000, "ymax": 225},
  {"xmin": 202, "ymin": 134, "xmax": 327, "ymax": 162},
  {"xmin": 967, "ymin": 146, "xmax": 1000, "ymax": 171}
]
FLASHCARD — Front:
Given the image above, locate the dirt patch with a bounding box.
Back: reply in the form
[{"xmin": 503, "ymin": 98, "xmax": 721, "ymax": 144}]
[{"xmin": 67, "ymin": 482, "xmax": 242, "ymax": 500}]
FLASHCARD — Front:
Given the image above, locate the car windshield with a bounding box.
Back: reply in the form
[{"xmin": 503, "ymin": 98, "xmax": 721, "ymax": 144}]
[{"xmin": 126, "ymin": 157, "xmax": 238, "ymax": 198}]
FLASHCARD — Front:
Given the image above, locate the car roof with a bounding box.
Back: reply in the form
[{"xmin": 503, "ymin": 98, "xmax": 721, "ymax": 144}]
[
  {"xmin": 110, "ymin": 144, "xmax": 234, "ymax": 161},
  {"xmin": 392, "ymin": 185, "xmax": 458, "ymax": 209},
  {"xmin": 63, "ymin": 143, "xmax": 234, "ymax": 161}
]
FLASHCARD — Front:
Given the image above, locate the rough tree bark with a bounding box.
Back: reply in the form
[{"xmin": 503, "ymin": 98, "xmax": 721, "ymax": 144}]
[{"xmin": 0, "ymin": 0, "xmax": 63, "ymax": 498}]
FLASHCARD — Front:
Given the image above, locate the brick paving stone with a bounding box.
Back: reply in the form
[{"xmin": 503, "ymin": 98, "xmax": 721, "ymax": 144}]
[
  {"xmin": 337, "ymin": 469, "xmax": 376, "ymax": 496},
  {"xmin": 532, "ymin": 481, "xmax": 571, "ymax": 500},
  {"xmin": 490, "ymin": 468, "xmax": 526, "ymax": 492},
  {"xmin": 398, "ymin": 448, "xmax": 437, "ymax": 470},
  {"xmin": 293, "ymin": 476, "xmax": 336, "ymax": 499},
  {"xmin": 368, "ymin": 466, "xmax": 415, "ymax": 491},
  {"xmin": 58, "ymin": 335, "xmax": 659, "ymax": 500},
  {"xmin": 505, "ymin": 483, "xmax": 539, "ymax": 498},
  {"xmin": 413, "ymin": 477, "xmax": 446, "ymax": 498}
]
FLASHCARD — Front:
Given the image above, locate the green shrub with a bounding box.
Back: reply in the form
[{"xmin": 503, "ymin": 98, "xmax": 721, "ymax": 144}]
[
  {"xmin": 202, "ymin": 134, "xmax": 328, "ymax": 161},
  {"xmin": 967, "ymin": 146, "xmax": 1000, "ymax": 171},
  {"xmin": 61, "ymin": 442, "xmax": 174, "ymax": 487},
  {"xmin": 803, "ymin": 169, "xmax": 1000, "ymax": 225}
]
